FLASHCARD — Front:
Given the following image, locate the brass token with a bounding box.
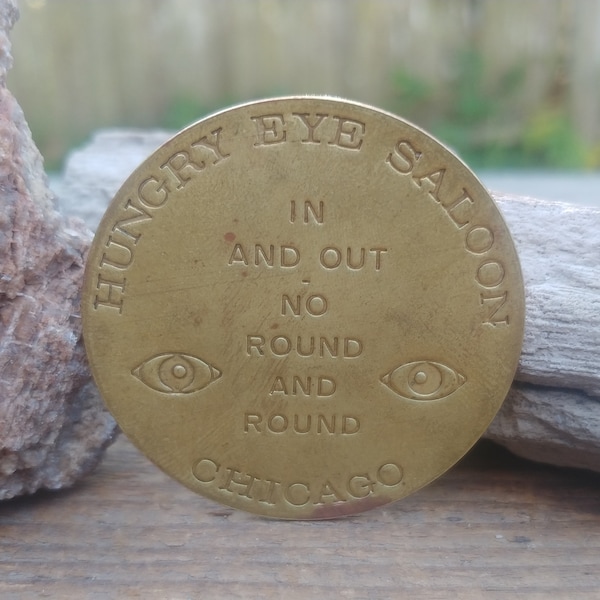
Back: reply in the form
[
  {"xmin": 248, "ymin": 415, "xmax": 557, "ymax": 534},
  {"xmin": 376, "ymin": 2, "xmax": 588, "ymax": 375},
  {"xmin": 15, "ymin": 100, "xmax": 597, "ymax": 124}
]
[{"xmin": 82, "ymin": 97, "xmax": 524, "ymax": 519}]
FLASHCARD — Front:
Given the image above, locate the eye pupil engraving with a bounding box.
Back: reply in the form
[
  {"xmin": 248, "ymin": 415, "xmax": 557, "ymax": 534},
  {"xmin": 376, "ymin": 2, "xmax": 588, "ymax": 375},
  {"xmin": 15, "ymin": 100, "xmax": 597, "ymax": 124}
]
[
  {"xmin": 408, "ymin": 362, "xmax": 442, "ymax": 396},
  {"xmin": 413, "ymin": 371, "xmax": 427, "ymax": 384},
  {"xmin": 132, "ymin": 352, "xmax": 222, "ymax": 395},
  {"xmin": 381, "ymin": 360, "xmax": 465, "ymax": 401},
  {"xmin": 172, "ymin": 364, "xmax": 188, "ymax": 379}
]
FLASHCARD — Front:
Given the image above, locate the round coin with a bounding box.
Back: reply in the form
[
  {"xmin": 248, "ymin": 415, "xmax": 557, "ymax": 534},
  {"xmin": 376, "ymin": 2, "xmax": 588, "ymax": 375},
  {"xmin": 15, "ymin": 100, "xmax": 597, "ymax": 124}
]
[{"xmin": 82, "ymin": 97, "xmax": 525, "ymax": 519}]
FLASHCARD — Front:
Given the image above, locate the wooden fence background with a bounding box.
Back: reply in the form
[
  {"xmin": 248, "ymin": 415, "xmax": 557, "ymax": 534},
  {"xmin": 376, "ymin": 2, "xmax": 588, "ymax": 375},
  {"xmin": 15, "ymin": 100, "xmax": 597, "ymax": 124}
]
[{"xmin": 7, "ymin": 0, "xmax": 600, "ymax": 168}]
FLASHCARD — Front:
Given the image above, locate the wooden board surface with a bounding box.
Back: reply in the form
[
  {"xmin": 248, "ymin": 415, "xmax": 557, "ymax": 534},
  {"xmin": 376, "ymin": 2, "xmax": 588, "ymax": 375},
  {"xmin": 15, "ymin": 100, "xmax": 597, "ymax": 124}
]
[{"xmin": 1, "ymin": 436, "xmax": 599, "ymax": 599}]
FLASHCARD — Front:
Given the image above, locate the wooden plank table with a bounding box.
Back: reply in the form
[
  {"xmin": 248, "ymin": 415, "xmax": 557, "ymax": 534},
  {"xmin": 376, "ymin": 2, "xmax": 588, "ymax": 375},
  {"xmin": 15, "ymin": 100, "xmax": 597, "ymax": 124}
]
[{"xmin": 1, "ymin": 435, "xmax": 599, "ymax": 599}]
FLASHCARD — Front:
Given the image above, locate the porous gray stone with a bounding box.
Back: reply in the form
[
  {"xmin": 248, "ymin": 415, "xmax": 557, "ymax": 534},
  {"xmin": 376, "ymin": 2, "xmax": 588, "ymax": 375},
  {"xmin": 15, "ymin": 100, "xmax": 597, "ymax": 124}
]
[{"xmin": 0, "ymin": 0, "xmax": 117, "ymax": 500}]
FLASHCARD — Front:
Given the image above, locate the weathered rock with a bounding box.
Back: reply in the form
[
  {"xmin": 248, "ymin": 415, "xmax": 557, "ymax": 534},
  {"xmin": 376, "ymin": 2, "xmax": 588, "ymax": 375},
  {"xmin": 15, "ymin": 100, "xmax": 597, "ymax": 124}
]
[
  {"xmin": 55, "ymin": 129, "xmax": 600, "ymax": 473},
  {"xmin": 0, "ymin": 0, "xmax": 117, "ymax": 500}
]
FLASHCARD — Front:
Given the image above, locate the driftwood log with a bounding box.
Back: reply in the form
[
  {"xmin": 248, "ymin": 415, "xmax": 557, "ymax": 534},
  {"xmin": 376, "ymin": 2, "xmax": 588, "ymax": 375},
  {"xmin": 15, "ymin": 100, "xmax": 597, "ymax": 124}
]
[{"xmin": 56, "ymin": 129, "xmax": 600, "ymax": 473}]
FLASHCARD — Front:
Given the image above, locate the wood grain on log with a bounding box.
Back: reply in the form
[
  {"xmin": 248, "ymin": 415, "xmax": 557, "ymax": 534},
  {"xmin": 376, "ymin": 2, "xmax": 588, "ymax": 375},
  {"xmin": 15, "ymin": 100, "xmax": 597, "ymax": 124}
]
[
  {"xmin": 55, "ymin": 130, "xmax": 600, "ymax": 472},
  {"xmin": 488, "ymin": 194, "xmax": 600, "ymax": 470}
]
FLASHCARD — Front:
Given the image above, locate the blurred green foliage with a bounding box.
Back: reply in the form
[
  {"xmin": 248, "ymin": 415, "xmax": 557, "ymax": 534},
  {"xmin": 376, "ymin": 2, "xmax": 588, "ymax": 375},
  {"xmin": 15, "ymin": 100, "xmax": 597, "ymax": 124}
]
[
  {"xmin": 391, "ymin": 49, "xmax": 597, "ymax": 169},
  {"xmin": 522, "ymin": 109, "xmax": 590, "ymax": 168},
  {"xmin": 124, "ymin": 48, "xmax": 599, "ymax": 172},
  {"xmin": 162, "ymin": 97, "xmax": 212, "ymax": 130},
  {"xmin": 166, "ymin": 55, "xmax": 597, "ymax": 171},
  {"xmin": 162, "ymin": 92, "xmax": 279, "ymax": 130}
]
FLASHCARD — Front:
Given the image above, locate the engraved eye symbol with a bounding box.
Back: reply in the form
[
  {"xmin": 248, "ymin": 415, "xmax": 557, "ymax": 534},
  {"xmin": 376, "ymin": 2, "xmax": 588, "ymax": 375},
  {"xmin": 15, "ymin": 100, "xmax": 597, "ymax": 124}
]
[
  {"xmin": 132, "ymin": 353, "xmax": 222, "ymax": 394},
  {"xmin": 380, "ymin": 360, "xmax": 465, "ymax": 401}
]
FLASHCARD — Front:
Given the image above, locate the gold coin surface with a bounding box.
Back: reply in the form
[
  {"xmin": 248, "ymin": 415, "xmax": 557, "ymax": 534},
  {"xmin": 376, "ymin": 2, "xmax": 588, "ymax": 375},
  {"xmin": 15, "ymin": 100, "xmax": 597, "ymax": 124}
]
[{"xmin": 82, "ymin": 97, "xmax": 524, "ymax": 519}]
